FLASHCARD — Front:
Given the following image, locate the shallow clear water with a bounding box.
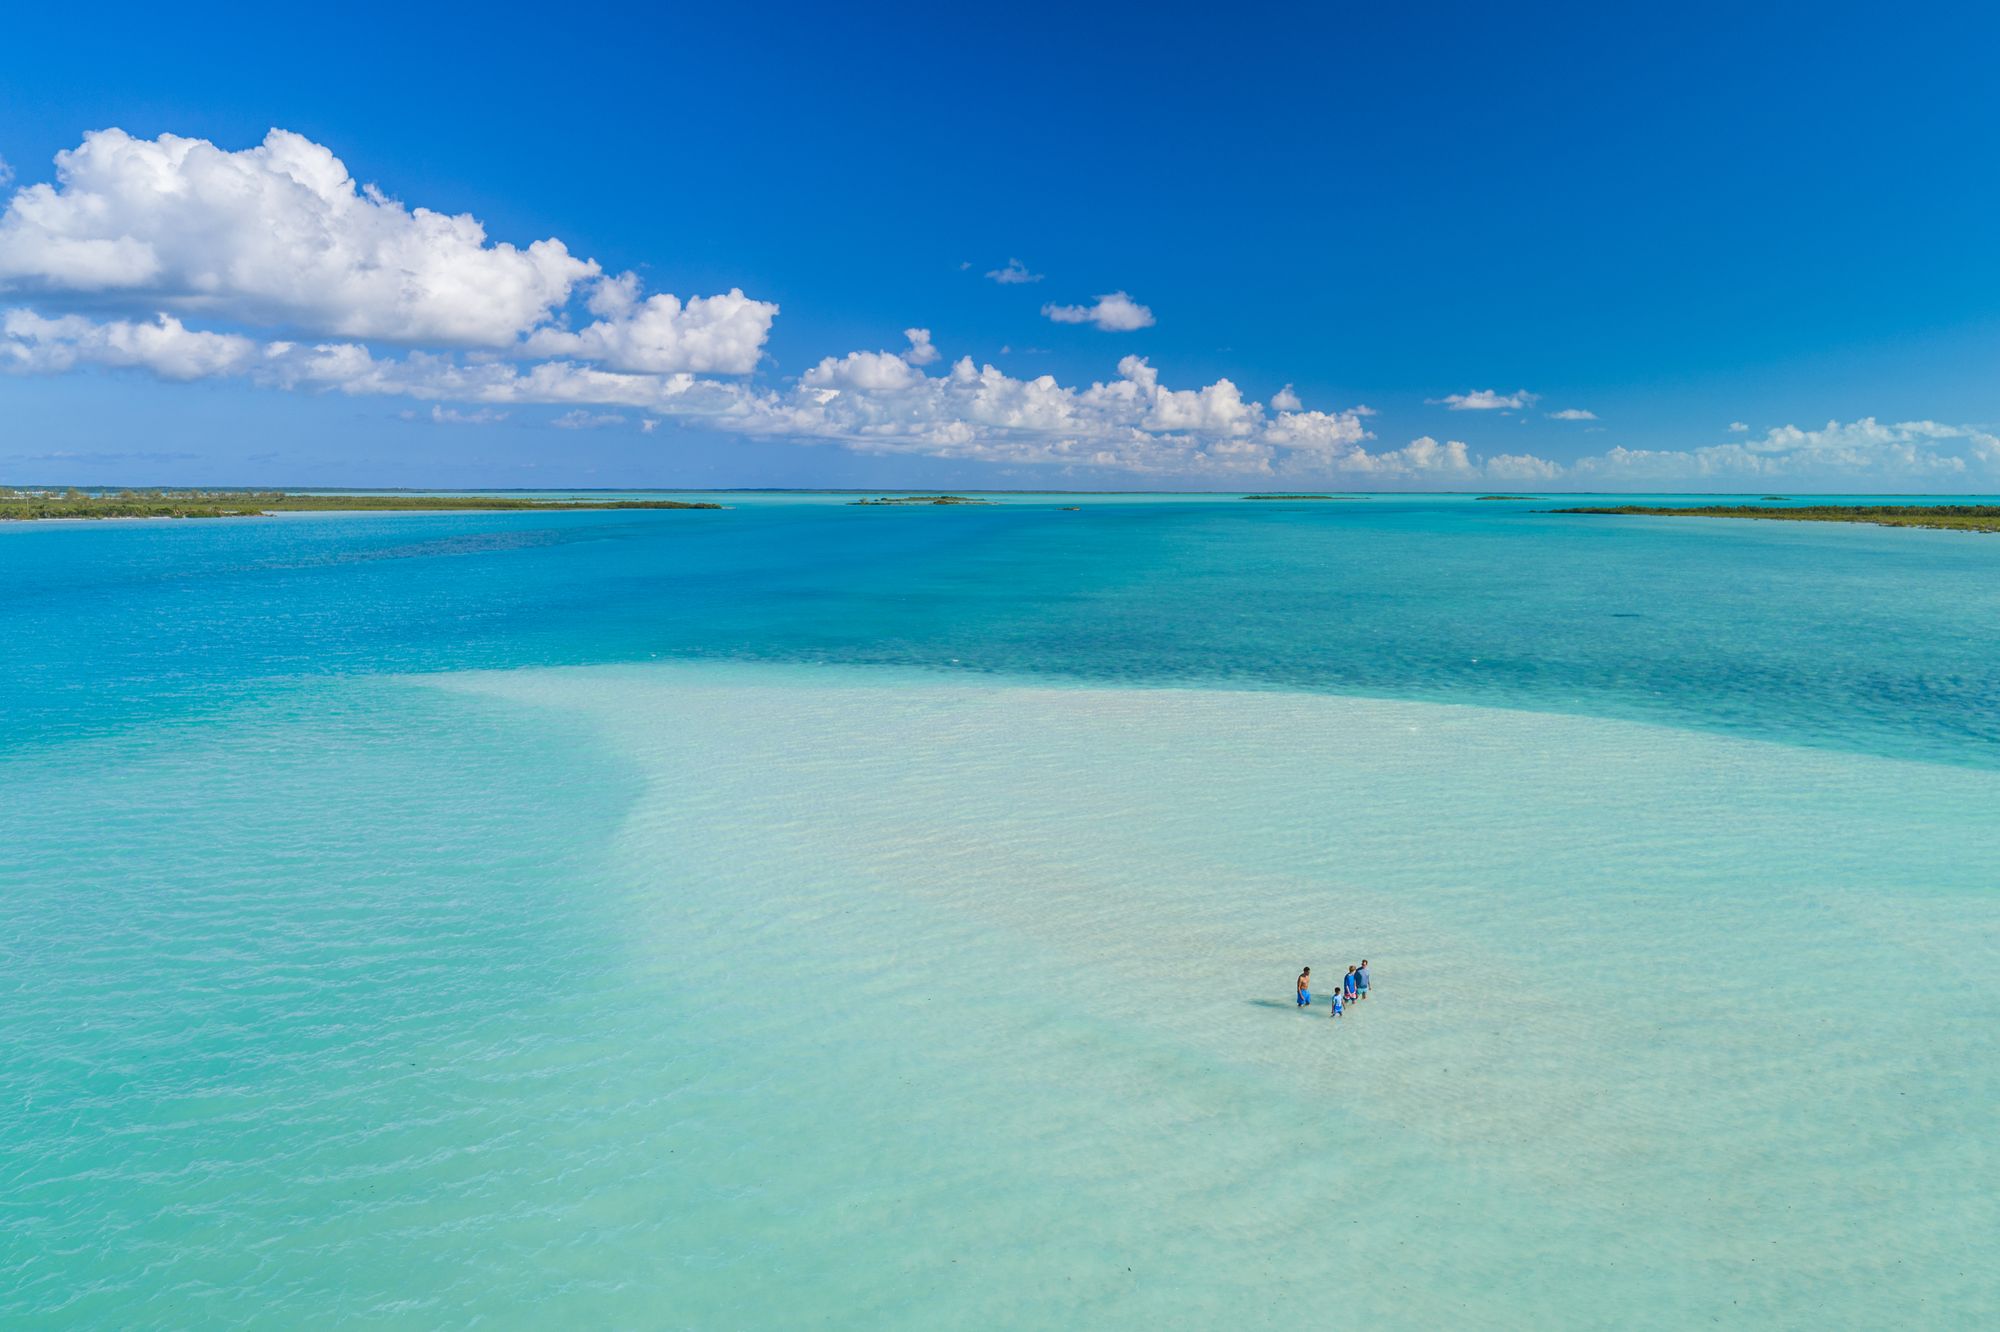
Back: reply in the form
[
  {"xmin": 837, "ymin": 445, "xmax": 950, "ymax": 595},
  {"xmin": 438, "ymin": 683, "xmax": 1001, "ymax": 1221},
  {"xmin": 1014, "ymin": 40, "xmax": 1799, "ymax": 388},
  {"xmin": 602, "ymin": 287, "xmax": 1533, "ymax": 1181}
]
[
  {"xmin": 6, "ymin": 495, "xmax": 2000, "ymax": 764},
  {"xmin": 3, "ymin": 497, "xmax": 1996, "ymax": 1326}
]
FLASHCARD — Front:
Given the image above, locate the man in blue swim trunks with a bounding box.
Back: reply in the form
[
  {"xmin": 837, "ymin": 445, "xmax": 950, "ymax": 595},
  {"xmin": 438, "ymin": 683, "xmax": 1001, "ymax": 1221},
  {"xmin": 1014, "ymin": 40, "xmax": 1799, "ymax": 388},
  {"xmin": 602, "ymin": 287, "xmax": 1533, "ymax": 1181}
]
[
  {"xmin": 1297, "ymin": 966, "xmax": 1311, "ymax": 1007},
  {"xmin": 1356, "ymin": 960, "xmax": 1370, "ymax": 1002}
]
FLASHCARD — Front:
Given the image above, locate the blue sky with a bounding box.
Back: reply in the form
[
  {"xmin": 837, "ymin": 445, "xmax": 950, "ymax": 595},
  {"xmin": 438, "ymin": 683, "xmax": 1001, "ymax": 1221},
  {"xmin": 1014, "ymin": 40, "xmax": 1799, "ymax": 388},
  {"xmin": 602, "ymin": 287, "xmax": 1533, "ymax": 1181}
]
[{"xmin": 3, "ymin": 0, "xmax": 1998, "ymax": 490}]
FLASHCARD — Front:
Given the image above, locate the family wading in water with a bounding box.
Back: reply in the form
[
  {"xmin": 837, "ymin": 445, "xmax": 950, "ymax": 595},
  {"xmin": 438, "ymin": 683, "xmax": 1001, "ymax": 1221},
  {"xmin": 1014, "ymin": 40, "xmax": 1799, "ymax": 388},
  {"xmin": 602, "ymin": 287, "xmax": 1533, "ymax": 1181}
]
[{"xmin": 1296, "ymin": 960, "xmax": 1370, "ymax": 1018}]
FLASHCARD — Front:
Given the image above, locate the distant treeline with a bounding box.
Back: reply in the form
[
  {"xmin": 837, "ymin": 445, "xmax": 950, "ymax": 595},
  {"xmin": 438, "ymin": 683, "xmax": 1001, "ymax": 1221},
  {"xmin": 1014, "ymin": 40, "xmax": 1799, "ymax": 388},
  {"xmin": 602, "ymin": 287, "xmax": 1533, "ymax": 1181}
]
[
  {"xmin": 1553, "ymin": 504, "xmax": 2000, "ymax": 533},
  {"xmin": 0, "ymin": 489, "xmax": 723, "ymax": 520},
  {"xmin": 849, "ymin": 495, "xmax": 988, "ymax": 505}
]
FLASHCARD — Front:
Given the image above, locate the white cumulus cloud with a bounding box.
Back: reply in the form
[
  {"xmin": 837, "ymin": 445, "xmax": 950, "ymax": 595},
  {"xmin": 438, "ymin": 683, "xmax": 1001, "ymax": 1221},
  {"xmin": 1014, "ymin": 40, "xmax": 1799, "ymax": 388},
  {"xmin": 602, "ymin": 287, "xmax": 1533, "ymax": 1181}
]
[
  {"xmin": 1262, "ymin": 408, "xmax": 1370, "ymax": 453},
  {"xmin": 0, "ymin": 127, "xmax": 776, "ymax": 377},
  {"xmin": 1568, "ymin": 418, "xmax": 1999, "ymax": 484},
  {"xmin": 1484, "ymin": 452, "xmax": 1565, "ymax": 481},
  {"xmin": 0, "ymin": 128, "xmax": 597, "ymax": 346},
  {"xmin": 2, "ymin": 308, "xmax": 256, "ymax": 380},
  {"xmin": 1742, "ymin": 417, "xmax": 1963, "ymax": 458},
  {"xmin": 801, "ymin": 347, "xmax": 928, "ymax": 392},
  {"xmin": 15, "ymin": 131, "xmax": 1997, "ymax": 489},
  {"xmin": 1042, "ymin": 291, "xmax": 1155, "ymax": 332},
  {"xmin": 1351, "ymin": 435, "xmax": 1474, "ymax": 474},
  {"xmin": 1727, "ymin": 421, "xmax": 1749, "ymax": 432},
  {"xmin": 523, "ymin": 281, "xmax": 775, "ymax": 374}
]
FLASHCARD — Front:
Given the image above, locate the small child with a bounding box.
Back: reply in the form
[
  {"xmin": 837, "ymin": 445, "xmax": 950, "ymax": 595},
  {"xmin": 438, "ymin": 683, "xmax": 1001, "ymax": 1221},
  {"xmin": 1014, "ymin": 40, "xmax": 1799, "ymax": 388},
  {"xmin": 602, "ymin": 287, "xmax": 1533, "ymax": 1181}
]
[{"xmin": 1330, "ymin": 989, "xmax": 1343, "ymax": 1019}]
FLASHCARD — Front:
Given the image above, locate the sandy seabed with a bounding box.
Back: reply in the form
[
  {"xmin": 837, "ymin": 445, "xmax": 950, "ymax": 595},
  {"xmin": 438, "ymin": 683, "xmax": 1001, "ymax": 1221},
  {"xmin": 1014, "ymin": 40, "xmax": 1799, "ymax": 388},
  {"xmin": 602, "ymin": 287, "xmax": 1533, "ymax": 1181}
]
[{"xmin": 437, "ymin": 661, "xmax": 2000, "ymax": 1328}]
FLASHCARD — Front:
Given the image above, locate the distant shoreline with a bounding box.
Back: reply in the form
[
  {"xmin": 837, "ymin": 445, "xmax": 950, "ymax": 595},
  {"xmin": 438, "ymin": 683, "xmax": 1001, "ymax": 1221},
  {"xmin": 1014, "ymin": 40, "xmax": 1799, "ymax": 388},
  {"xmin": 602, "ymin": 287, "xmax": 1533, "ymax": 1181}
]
[
  {"xmin": 1553, "ymin": 504, "xmax": 2000, "ymax": 533},
  {"xmin": 0, "ymin": 491, "xmax": 724, "ymax": 521},
  {"xmin": 11, "ymin": 485, "xmax": 2000, "ymax": 498},
  {"xmin": 11, "ymin": 489, "xmax": 2000, "ymax": 524}
]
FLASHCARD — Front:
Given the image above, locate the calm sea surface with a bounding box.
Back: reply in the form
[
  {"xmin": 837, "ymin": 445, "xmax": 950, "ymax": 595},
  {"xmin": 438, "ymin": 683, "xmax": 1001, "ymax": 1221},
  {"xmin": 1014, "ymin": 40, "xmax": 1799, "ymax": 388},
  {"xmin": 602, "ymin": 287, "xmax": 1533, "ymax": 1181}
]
[{"xmin": 4, "ymin": 496, "xmax": 1996, "ymax": 1327}]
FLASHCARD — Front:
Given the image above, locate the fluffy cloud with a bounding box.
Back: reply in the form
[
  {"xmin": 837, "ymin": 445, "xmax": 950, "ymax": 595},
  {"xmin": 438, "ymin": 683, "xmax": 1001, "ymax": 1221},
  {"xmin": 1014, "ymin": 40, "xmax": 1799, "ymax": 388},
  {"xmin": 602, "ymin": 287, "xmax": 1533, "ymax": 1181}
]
[
  {"xmin": 1261, "ymin": 408, "xmax": 1370, "ymax": 453},
  {"xmin": 0, "ymin": 128, "xmax": 1383, "ymax": 477},
  {"xmin": 1727, "ymin": 421, "xmax": 1749, "ymax": 432},
  {"xmin": 763, "ymin": 353, "xmax": 1274, "ymax": 467},
  {"xmin": 1319, "ymin": 416, "xmax": 1997, "ymax": 486},
  {"xmin": 1269, "ymin": 434, "xmax": 1564, "ymax": 482},
  {"xmin": 1738, "ymin": 417, "xmax": 1962, "ymax": 457},
  {"xmin": 10, "ymin": 131, "xmax": 1994, "ymax": 488},
  {"xmin": 1348, "ymin": 435, "xmax": 1472, "ymax": 474},
  {"xmin": 801, "ymin": 348, "xmax": 927, "ymax": 392},
  {"xmin": 985, "ymin": 258, "xmax": 1042, "ymax": 284},
  {"xmin": 253, "ymin": 340, "xmax": 743, "ymax": 416},
  {"xmin": 1430, "ymin": 388, "xmax": 1538, "ymax": 411},
  {"xmin": 1547, "ymin": 407, "xmax": 1596, "ymax": 421},
  {"xmin": 1484, "ymin": 452, "xmax": 1565, "ymax": 481},
  {"xmin": 1115, "ymin": 356, "xmax": 1254, "ymax": 433},
  {"xmin": 2, "ymin": 308, "xmax": 255, "ymax": 379},
  {"xmin": 0, "ymin": 127, "xmax": 774, "ymax": 376},
  {"xmin": 0, "ymin": 302, "xmax": 1530, "ymax": 478},
  {"xmin": 1042, "ymin": 291, "xmax": 1155, "ymax": 332},
  {"xmin": 523, "ymin": 280, "xmax": 775, "ymax": 374},
  {"xmin": 0, "ymin": 129, "xmax": 595, "ymax": 346},
  {"xmin": 11, "ymin": 317, "xmax": 1993, "ymax": 487},
  {"xmin": 0, "ymin": 154, "xmax": 12, "ymax": 190},
  {"xmin": 738, "ymin": 356, "xmax": 1484, "ymax": 477},
  {"xmin": 1568, "ymin": 419, "xmax": 1999, "ymax": 484}
]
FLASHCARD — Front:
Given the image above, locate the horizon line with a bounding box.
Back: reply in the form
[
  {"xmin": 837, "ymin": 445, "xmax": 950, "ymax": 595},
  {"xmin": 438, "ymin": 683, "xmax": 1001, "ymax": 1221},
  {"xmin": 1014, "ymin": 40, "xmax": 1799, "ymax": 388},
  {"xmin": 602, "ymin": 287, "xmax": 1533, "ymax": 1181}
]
[{"xmin": 7, "ymin": 485, "xmax": 1997, "ymax": 498}]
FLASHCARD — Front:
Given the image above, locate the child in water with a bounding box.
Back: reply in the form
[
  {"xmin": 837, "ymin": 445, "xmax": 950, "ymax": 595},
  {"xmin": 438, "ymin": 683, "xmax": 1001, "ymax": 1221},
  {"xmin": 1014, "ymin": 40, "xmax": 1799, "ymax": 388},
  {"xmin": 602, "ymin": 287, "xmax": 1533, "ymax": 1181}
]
[{"xmin": 1330, "ymin": 989, "xmax": 1343, "ymax": 1019}]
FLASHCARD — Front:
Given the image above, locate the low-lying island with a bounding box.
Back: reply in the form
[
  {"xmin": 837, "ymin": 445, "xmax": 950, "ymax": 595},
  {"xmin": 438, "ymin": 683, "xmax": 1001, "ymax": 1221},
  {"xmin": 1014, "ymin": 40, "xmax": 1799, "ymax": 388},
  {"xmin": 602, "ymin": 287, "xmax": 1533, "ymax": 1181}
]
[
  {"xmin": 0, "ymin": 489, "xmax": 724, "ymax": 520},
  {"xmin": 1553, "ymin": 504, "xmax": 2000, "ymax": 533}
]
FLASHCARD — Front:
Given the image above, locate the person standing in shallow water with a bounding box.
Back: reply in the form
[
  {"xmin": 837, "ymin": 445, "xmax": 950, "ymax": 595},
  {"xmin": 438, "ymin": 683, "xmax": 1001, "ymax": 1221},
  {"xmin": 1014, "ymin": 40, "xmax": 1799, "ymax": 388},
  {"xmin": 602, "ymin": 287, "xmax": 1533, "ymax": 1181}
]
[
  {"xmin": 1356, "ymin": 959, "xmax": 1371, "ymax": 1002},
  {"xmin": 1343, "ymin": 966, "xmax": 1358, "ymax": 1004},
  {"xmin": 1297, "ymin": 967, "xmax": 1311, "ymax": 1008}
]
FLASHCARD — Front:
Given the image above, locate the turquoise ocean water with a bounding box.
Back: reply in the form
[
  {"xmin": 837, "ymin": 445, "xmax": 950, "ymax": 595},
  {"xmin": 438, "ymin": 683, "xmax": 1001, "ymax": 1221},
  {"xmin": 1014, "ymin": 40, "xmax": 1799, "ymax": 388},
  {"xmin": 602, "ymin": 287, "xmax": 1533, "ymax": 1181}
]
[{"xmin": 3, "ymin": 496, "xmax": 1996, "ymax": 1327}]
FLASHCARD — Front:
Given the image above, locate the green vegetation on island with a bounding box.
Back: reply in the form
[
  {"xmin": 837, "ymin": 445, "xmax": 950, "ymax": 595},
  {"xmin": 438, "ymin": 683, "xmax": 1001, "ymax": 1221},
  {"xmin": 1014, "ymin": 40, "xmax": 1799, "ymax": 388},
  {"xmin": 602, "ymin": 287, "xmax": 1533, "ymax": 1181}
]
[
  {"xmin": 1475, "ymin": 495, "xmax": 1542, "ymax": 501},
  {"xmin": 1242, "ymin": 493, "xmax": 1344, "ymax": 501},
  {"xmin": 0, "ymin": 488, "xmax": 723, "ymax": 520},
  {"xmin": 849, "ymin": 495, "xmax": 989, "ymax": 505},
  {"xmin": 1553, "ymin": 504, "xmax": 2000, "ymax": 533}
]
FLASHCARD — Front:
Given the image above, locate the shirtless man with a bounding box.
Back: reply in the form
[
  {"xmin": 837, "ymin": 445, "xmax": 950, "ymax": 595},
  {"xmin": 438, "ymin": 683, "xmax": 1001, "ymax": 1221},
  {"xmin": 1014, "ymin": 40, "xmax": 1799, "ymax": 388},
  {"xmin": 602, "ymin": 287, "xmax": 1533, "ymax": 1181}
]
[{"xmin": 1297, "ymin": 966, "xmax": 1312, "ymax": 1008}]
